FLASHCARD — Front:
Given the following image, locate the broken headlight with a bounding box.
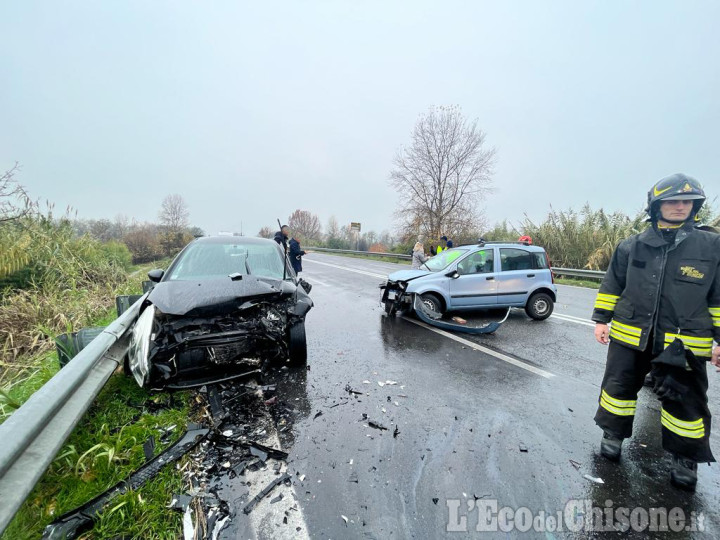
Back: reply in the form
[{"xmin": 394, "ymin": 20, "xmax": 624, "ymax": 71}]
[{"xmin": 128, "ymin": 305, "xmax": 155, "ymax": 387}]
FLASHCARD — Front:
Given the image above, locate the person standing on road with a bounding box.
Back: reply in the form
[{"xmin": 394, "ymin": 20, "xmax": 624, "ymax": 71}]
[
  {"xmin": 289, "ymin": 235, "xmax": 308, "ymax": 274},
  {"xmin": 411, "ymin": 242, "xmax": 429, "ymax": 269},
  {"xmin": 274, "ymin": 225, "xmax": 290, "ymax": 250},
  {"xmin": 592, "ymin": 174, "xmax": 720, "ymax": 491}
]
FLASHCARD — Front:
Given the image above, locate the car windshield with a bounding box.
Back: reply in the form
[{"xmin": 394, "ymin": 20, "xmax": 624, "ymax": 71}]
[
  {"xmin": 166, "ymin": 242, "xmax": 288, "ymax": 281},
  {"xmin": 421, "ymin": 248, "xmax": 468, "ymax": 271}
]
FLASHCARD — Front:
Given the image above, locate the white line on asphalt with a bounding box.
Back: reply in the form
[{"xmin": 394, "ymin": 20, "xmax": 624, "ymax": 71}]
[
  {"xmin": 551, "ymin": 313, "xmax": 595, "ymax": 328},
  {"xmin": 303, "ymin": 276, "xmax": 331, "ymax": 287},
  {"xmin": 403, "ymin": 317, "xmax": 556, "ymax": 379},
  {"xmin": 303, "ymin": 258, "xmax": 387, "ymax": 279}
]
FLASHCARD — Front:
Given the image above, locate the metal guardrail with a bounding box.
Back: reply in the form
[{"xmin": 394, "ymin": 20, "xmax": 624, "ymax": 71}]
[
  {"xmin": 307, "ymin": 247, "xmax": 411, "ymax": 260},
  {"xmin": 307, "ymin": 247, "xmax": 606, "ymax": 280},
  {"xmin": 551, "ymin": 267, "xmax": 606, "ymax": 280},
  {"xmin": 0, "ymin": 296, "xmax": 144, "ymax": 534}
]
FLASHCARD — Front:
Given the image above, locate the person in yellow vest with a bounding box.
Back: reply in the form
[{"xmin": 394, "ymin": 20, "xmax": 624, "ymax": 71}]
[{"xmin": 436, "ymin": 235, "xmax": 448, "ymax": 255}]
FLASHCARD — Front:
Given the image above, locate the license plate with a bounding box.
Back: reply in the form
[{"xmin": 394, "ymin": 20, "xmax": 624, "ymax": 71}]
[{"xmin": 387, "ymin": 291, "xmax": 396, "ymax": 300}]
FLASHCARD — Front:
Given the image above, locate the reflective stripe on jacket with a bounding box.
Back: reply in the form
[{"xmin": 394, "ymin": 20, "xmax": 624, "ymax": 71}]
[{"xmin": 591, "ymin": 224, "xmax": 720, "ymax": 356}]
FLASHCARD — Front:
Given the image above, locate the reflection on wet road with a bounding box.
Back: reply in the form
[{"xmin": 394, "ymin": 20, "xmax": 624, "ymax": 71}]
[{"xmin": 224, "ymin": 253, "xmax": 720, "ymax": 538}]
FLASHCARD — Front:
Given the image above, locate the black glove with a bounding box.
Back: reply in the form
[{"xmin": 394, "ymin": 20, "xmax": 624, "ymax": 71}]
[
  {"xmin": 651, "ymin": 338, "xmax": 690, "ymax": 403},
  {"xmin": 653, "ymin": 373, "xmax": 688, "ymax": 402}
]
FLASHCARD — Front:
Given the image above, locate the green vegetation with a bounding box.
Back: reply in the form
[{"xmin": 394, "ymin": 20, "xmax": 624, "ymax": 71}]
[
  {"xmin": 2, "ymin": 375, "xmax": 191, "ymax": 540},
  {"xmin": 0, "ymin": 204, "xmax": 187, "ymax": 538},
  {"xmin": 482, "ymin": 202, "xmax": 718, "ymax": 271}
]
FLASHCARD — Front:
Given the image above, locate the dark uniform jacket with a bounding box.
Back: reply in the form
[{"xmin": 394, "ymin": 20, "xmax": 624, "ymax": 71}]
[
  {"xmin": 592, "ymin": 223, "xmax": 720, "ymax": 359},
  {"xmin": 289, "ymin": 238, "xmax": 305, "ymax": 273}
]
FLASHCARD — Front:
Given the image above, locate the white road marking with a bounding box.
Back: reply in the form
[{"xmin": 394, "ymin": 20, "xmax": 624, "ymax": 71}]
[
  {"xmin": 303, "ymin": 258, "xmax": 387, "ymax": 279},
  {"xmin": 403, "ymin": 316, "xmax": 555, "ymax": 378},
  {"xmin": 551, "ymin": 313, "xmax": 596, "ymax": 328},
  {"xmin": 303, "ymin": 276, "xmax": 331, "ymax": 287}
]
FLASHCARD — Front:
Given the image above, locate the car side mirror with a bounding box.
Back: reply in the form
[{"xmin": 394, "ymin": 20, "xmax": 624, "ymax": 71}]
[
  {"xmin": 147, "ymin": 269, "xmax": 165, "ymax": 283},
  {"xmin": 445, "ymin": 270, "xmax": 460, "ymax": 279}
]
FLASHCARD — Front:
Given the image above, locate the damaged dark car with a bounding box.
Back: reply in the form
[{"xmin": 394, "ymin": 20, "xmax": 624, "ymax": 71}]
[{"xmin": 127, "ymin": 236, "xmax": 313, "ymax": 390}]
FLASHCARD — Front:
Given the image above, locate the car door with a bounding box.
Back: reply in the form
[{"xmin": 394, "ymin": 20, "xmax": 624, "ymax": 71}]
[
  {"xmin": 496, "ymin": 248, "xmax": 536, "ymax": 305},
  {"xmin": 447, "ymin": 248, "xmax": 498, "ymax": 308}
]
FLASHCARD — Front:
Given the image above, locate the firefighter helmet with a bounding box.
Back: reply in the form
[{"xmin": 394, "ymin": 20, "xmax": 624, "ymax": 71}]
[{"xmin": 646, "ymin": 173, "xmax": 705, "ymax": 221}]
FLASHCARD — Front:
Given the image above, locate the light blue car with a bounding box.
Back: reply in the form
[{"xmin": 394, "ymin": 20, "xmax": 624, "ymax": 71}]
[{"xmin": 380, "ymin": 241, "xmax": 557, "ymax": 320}]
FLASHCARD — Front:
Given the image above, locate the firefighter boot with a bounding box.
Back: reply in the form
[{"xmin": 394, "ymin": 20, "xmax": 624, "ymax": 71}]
[
  {"xmin": 670, "ymin": 454, "xmax": 697, "ymax": 491},
  {"xmin": 600, "ymin": 432, "xmax": 622, "ymax": 461}
]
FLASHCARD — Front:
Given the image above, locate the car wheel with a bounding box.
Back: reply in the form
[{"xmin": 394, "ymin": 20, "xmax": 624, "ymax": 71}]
[
  {"xmin": 288, "ymin": 321, "xmax": 307, "ymax": 366},
  {"xmin": 420, "ymin": 293, "xmax": 444, "ymax": 317},
  {"xmin": 525, "ymin": 292, "xmax": 554, "ymax": 320}
]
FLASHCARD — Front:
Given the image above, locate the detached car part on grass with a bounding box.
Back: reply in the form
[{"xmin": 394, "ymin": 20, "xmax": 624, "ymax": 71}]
[{"xmin": 128, "ymin": 236, "xmax": 313, "ymax": 390}]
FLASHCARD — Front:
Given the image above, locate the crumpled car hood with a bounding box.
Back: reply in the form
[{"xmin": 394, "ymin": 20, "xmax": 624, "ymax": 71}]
[
  {"xmin": 387, "ymin": 269, "xmax": 432, "ymax": 283},
  {"xmin": 148, "ymin": 277, "xmax": 293, "ymax": 316}
]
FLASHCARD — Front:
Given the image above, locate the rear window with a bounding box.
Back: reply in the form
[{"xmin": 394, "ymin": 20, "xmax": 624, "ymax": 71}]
[
  {"xmin": 533, "ymin": 251, "xmax": 549, "ymax": 269},
  {"xmin": 500, "ymin": 248, "xmax": 533, "ymax": 271}
]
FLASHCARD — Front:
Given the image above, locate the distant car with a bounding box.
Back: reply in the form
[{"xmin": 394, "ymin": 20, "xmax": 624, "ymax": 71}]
[
  {"xmin": 380, "ymin": 241, "xmax": 557, "ymax": 320},
  {"xmin": 127, "ymin": 236, "xmax": 313, "ymax": 390}
]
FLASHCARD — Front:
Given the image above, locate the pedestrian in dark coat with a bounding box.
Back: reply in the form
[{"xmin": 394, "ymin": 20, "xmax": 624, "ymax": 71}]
[{"xmin": 289, "ymin": 236, "xmax": 306, "ymax": 273}]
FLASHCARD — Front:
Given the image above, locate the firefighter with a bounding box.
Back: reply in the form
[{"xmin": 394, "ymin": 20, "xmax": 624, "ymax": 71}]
[{"xmin": 592, "ymin": 173, "xmax": 720, "ymax": 491}]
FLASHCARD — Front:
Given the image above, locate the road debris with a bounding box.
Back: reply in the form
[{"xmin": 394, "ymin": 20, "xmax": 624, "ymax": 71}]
[
  {"xmin": 583, "ymin": 474, "xmax": 605, "ymax": 484},
  {"xmin": 368, "ymin": 420, "xmax": 388, "ymax": 431},
  {"xmin": 242, "ymin": 473, "xmax": 292, "ymax": 514},
  {"xmin": 569, "ymin": 460, "xmax": 582, "ymax": 470},
  {"xmin": 519, "ymin": 443, "xmax": 528, "ymax": 452}
]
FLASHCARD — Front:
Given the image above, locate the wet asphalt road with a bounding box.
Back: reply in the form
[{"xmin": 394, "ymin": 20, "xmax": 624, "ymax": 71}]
[{"xmin": 230, "ymin": 253, "xmax": 720, "ymax": 539}]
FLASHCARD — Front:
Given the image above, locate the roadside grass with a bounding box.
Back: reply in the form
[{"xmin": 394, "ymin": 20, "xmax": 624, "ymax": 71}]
[
  {"xmin": 554, "ymin": 277, "xmax": 601, "ymax": 289},
  {"xmin": 2, "ymin": 258, "xmax": 191, "ymax": 539},
  {"xmin": 2, "ymin": 375, "xmax": 190, "ymax": 540}
]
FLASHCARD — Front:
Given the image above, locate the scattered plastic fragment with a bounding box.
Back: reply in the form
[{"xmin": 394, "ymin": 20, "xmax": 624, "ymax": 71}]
[
  {"xmin": 385, "ymin": 380, "xmax": 398, "ymax": 385},
  {"xmin": 378, "ymin": 381, "xmax": 385, "ymax": 387},
  {"xmin": 432, "ymin": 498, "xmax": 439, "ymax": 505},
  {"xmin": 519, "ymin": 444, "xmax": 528, "ymax": 452},
  {"xmin": 314, "ymin": 411, "xmax": 323, "ymax": 420},
  {"xmin": 183, "ymin": 506, "xmax": 194, "ymax": 540},
  {"xmin": 264, "ymin": 396, "xmax": 277, "ymax": 405},
  {"xmin": 569, "ymin": 460, "xmax": 581, "ymax": 470},
  {"xmin": 393, "ymin": 426, "xmax": 400, "ymax": 438},
  {"xmin": 368, "ymin": 420, "xmax": 388, "ymax": 431},
  {"xmin": 242, "ymin": 473, "xmax": 291, "ymax": 514},
  {"xmin": 348, "ymin": 471, "xmax": 359, "ymax": 483},
  {"xmin": 341, "ymin": 515, "xmax": 349, "ymax": 526},
  {"xmin": 345, "ymin": 384, "xmax": 363, "ymax": 395},
  {"xmin": 143, "ymin": 436, "xmax": 156, "ymax": 461},
  {"xmin": 583, "ymin": 474, "xmax": 604, "ymax": 484},
  {"xmin": 452, "ymin": 316, "xmax": 467, "ymax": 324}
]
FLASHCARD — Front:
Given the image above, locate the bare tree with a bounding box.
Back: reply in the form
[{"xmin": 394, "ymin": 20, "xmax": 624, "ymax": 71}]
[
  {"xmin": 288, "ymin": 209, "xmax": 322, "ymax": 242},
  {"xmin": 257, "ymin": 226, "xmax": 274, "ymax": 239},
  {"xmin": 158, "ymin": 194, "xmax": 190, "ymax": 232},
  {"xmin": 390, "ymin": 105, "xmax": 495, "ymax": 240},
  {"xmin": 0, "ymin": 163, "xmax": 34, "ymax": 223}
]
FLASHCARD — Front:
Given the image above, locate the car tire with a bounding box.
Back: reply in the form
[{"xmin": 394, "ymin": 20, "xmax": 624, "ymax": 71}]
[
  {"xmin": 420, "ymin": 293, "xmax": 444, "ymax": 317},
  {"xmin": 288, "ymin": 321, "xmax": 307, "ymax": 366},
  {"xmin": 525, "ymin": 292, "xmax": 554, "ymax": 320}
]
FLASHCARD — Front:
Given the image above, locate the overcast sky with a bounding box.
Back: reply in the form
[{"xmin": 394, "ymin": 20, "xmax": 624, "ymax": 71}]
[{"xmin": 2, "ymin": 1, "xmax": 718, "ymax": 237}]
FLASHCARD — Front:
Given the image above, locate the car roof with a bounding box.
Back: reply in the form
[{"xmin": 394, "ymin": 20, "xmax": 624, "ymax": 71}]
[
  {"xmin": 459, "ymin": 242, "xmax": 546, "ymax": 252},
  {"xmin": 190, "ymin": 236, "xmax": 278, "ymax": 246}
]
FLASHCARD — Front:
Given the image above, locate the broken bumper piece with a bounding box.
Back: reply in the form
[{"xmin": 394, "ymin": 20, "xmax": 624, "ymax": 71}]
[
  {"xmin": 412, "ymin": 295, "xmax": 510, "ymax": 334},
  {"xmin": 42, "ymin": 427, "xmax": 209, "ymax": 540}
]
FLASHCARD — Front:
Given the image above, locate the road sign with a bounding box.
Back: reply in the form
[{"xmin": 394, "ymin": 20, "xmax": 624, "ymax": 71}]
[{"xmin": 350, "ymin": 222, "xmax": 361, "ymax": 232}]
